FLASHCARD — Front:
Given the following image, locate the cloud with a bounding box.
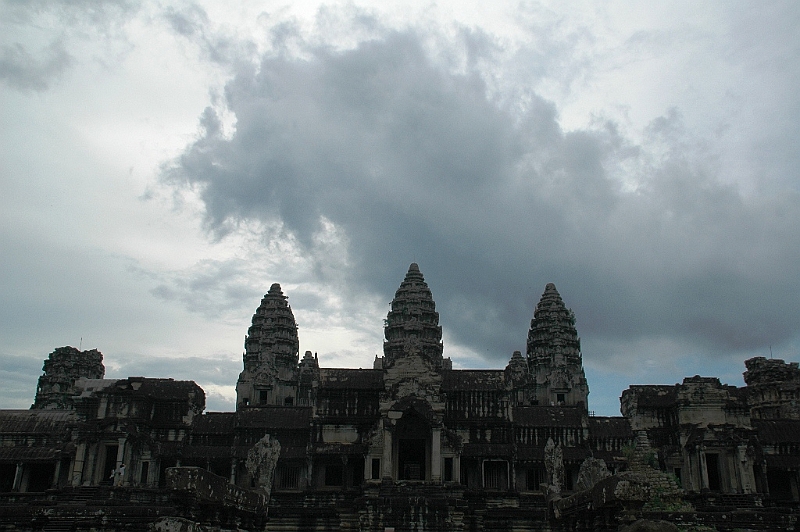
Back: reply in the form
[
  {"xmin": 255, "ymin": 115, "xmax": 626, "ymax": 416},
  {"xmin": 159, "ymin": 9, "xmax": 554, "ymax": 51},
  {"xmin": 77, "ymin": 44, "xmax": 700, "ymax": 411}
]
[
  {"xmin": 162, "ymin": 22, "xmax": 800, "ymax": 372},
  {"xmin": 0, "ymin": 353, "xmax": 44, "ymax": 409},
  {"xmin": 0, "ymin": 40, "xmax": 70, "ymax": 91},
  {"xmin": 0, "ymin": 0, "xmax": 143, "ymax": 91}
]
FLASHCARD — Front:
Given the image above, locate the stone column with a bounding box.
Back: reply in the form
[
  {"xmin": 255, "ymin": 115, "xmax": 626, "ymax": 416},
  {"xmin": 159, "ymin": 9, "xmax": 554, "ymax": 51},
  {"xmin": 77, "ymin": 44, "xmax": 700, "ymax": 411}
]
[
  {"xmin": 12, "ymin": 463, "xmax": 23, "ymax": 491},
  {"xmin": 382, "ymin": 423, "xmax": 393, "ymax": 481},
  {"xmin": 364, "ymin": 455, "xmax": 372, "ymax": 481},
  {"xmin": 699, "ymin": 450, "xmax": 709, "ymax": 490},
  {"xmin": 84, "ymin": 443, "xmax": 98, "ymax": 486},
  {"xmin": 117, "ymin": 437, "xmax": 126, "ymax": 485},
  {"xmin": 72, "ymin": 442, "xmax": 87, "ymax": 486},
  {"xmin": 230, "ymin": 457, "xmax": 237, "ymax": 484},
  {"xmin": 431, "ymin": 427, "xmax": 442, "ymax": 483},
  {"xmin": 52, "ymin": 459, "xmax": 62, "ymax": 490}
]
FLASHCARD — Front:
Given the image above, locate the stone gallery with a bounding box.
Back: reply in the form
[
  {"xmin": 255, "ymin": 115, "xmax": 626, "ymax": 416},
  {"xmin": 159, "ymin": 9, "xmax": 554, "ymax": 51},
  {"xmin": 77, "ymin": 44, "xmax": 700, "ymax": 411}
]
[{"xmin": 1, "ymin": 264, "xmax": 798, "ymax": 531}]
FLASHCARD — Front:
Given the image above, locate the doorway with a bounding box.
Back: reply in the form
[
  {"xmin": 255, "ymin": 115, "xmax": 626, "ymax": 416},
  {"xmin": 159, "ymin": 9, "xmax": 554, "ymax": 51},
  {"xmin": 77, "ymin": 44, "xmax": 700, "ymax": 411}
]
[
  {"xmin": 399, "ymin": 439, "xmax": 425, "ymax": 480},
  {"xmin": 103, "ymin": 445, "xmax": 118, "ymax": 484},
  {"xmin": 706, "ymin": 453, "xmax": 721, "ymax": 491}
]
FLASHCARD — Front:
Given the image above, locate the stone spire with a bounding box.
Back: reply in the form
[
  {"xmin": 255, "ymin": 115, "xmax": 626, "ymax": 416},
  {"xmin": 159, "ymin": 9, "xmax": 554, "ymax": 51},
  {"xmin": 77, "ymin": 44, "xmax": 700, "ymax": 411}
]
[
  {"xmin": 526, "ymin": 283, "xmax": 588, "ymax": 409},
  {"xmin": 236, "ymin": 283, "xmax": 300, "ymax": 408},
  {"xmin": 383, "ymin": 263, "xmax": 443, "ymax": 369},
  {"xmin": 244, "ymin": 283, "xmax": 299, "ymax": 369},
  {"xmin": 32, "ymin": 346, "xmax": 105, "ymax": 410}
]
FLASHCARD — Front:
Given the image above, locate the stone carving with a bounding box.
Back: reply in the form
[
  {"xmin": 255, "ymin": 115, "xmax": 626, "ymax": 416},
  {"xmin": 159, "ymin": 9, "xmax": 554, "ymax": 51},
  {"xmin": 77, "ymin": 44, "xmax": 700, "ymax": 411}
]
[
  {"xmin": 32, "ymin": 346, "xmax": 105, "ymax": 410},
  {"xmin": 526, "ymin": 283, "xmax": 589, "ymax": 408},
  {"xmin": 382, "ymin": 263, "xmax": 444, "ymax": 370},
  {"xmin": 504, "ymin": 350, "xmax": 528, "ymax": 383},
  {"xmin": 245, "ymin": 434, "xmax": 281, "ymax": 496},
  {"xmin": 575, "ymin": 456, "xmax": 611, "ymax": 491},
  {"xmin": 544, "ymin": 437, "xmax": 565, "ymax": 494},
  {"xmin": 745, "ymin": 356, "xmax": 800, "ymax": 420},
  {"xmin": 236, "ymin": 283, "xmax": 300, "ymax": 408}
]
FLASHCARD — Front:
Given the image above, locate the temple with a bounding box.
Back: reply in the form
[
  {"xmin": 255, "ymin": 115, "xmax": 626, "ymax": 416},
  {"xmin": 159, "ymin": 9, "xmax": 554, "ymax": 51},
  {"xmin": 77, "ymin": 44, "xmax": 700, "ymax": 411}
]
[{"xmin": 0, "ymin": 264, "xmax": 798, "ymax": 531}]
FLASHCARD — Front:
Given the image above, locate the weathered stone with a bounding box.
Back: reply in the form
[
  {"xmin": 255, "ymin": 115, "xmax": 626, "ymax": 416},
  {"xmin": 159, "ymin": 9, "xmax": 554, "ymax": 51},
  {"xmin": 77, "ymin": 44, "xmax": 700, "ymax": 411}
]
[
  {"xmin": 619, "ymin": 519, "xmax": 679, "ymax": 532},
  {"xmin": 745, "ymin": 356, "xmax": 800, "ymax": 420},
  {"xmin": 575, "ymin": 456, "xmax": 611, "ymax": 491},
  {"xmin": 236, "ymin": 283, "xmax": 300, "ymax": 408},
  {"xmin": 32, "ymin": 346, "xmax": 104, "ymax": 410},
  {"xmin": 245, "ymin": 434, "xmax": 281, "ymax": 497},
  {"xmin": 544, "ymin": 437, "xmax": 565, "ymax": 494},
  {"xmin": 2, "ymin": 263, "xmax": 800, "ymax": 532},
  {"xmin": 526, "ymin": 283, "xmax": 589, "ymax": 409}
]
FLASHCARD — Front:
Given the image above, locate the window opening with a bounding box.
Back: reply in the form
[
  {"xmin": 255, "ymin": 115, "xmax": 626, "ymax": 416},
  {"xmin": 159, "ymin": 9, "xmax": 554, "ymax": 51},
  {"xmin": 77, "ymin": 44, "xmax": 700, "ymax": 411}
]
[
  {"xmin": 325, "ymin": 463, "xmax": 343, "ymax": 486},
  {"xmin": 444, "ymin": 457, "xmax": 453, "ymax": 482},
  {"xmin": 483, "ymin": 461, "xmax": 508, "ymax": 490},
  {"xmin": 371, "ymin": 458, "xmax": 380, "ymax": 480},
  {"xmin": 140, "ymin": 462, "xmax": 149, "ymax": 485}
]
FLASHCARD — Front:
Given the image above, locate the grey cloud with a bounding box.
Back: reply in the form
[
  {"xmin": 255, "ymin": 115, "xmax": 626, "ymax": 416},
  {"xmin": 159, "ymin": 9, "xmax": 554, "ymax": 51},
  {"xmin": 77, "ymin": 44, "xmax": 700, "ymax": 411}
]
[
  {"xmin": 0, "ymin": 41, "xmax": 70, "ymax": 91},
  {"xmin": 1, "ymin": 0, "xmax": 141, "ymax": 27},
  {"xmin": 164, "ymin": 27, "xmax": 800, "ymax": 368},
  {"xmin": 0, "ymin": 354, "xmax": 43, "ymax": 409},
  {"xmin": 147, "ymin": 258, "xmax": 266, "ymax": 321}
]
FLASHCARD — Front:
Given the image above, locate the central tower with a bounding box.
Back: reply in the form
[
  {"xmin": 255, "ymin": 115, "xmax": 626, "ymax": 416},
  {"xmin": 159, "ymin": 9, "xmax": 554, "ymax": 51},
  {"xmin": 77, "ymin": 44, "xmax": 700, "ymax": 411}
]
[{"xmin": 382, "ymin": 263, "xmax": 444, "ymax": 370}]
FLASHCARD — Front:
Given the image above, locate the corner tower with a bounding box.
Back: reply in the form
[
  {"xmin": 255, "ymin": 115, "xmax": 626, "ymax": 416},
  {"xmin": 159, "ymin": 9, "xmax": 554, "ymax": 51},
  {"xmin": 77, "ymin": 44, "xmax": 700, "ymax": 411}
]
[
  {"xmin": 32, "ymin": 346, "xmax": 105, "ymax": 410},
  {"xmin": 236, "ymin": 283, "xmax": 300, "ymax": 408},
  {"xmin": 526, "ymin": 283, "xmax": 589, "ymax": 409}
]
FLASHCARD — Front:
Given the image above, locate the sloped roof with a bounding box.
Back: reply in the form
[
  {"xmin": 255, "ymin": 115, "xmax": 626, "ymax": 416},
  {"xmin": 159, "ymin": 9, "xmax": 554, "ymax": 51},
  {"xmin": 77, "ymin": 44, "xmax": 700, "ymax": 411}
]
[
  {"xmin": 0, "ymin": 410, "xmax": 76, "ymax": 434},
  {"xmin": 0, "ymin": 446, "xmax": 65, "ymax": 462}
]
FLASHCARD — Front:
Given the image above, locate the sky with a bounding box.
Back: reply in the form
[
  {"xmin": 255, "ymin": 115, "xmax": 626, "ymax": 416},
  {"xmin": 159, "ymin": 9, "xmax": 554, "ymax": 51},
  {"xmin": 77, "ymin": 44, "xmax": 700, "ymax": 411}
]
[{"xmin": 1, "ymin": 1, "xmax": 799, "ymax": 416}]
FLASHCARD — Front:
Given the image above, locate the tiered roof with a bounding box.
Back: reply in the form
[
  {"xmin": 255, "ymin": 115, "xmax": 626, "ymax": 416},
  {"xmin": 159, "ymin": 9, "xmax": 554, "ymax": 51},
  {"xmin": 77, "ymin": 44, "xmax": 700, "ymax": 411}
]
[{"xmin": 383, "ymin": 263, "xmax": 443, "ymax": 368}]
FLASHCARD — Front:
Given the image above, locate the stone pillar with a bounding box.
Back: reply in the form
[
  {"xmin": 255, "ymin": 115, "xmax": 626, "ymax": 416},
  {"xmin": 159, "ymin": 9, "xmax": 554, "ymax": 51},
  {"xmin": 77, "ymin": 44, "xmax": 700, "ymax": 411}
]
[
  {"xmin": 52, "ymin": 459, "xmax": 62, "ymax": 490},
  {"xmin": 230, "ymin": 457, "xmax": 237, "ymax": 484},
  {"xmin": 699, "ymin": 450, "xmax": 709, "ymax": 490},
  {"xmin": 12, "ymin": 463, "xmax": 23, "ymax": 491},
  {"xmin": 364, "ymin": 455, "xmax": 372, "ymax": 481},
  {"xmin": 114, "ymin": 438, "xmax": 130, "ymax": 486},
  {"xmin": 72, "ymin": 442, "xmax": 87, "ymax": 486},
  {"xmin": 431, "ymin": 427, "xmax": 442, "ymax": 483},
  {"xmin": 382, "ymin": 424, "xmax": 393, "ymax": 481},
  {"xmin": 454, "ymin": 455, "xmax": 461, "ymax": 484},
  {"xmin": 84, "ymin": 443, "xmax": 98, "ymax": 486}
]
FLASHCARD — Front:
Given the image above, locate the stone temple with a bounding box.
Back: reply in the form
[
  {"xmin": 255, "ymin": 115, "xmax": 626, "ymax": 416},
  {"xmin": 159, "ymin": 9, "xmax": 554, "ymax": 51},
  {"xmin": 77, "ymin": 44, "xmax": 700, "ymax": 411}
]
[{"xmin": 1, "ymin": 264, "xmax": 799, "ymax": 531}]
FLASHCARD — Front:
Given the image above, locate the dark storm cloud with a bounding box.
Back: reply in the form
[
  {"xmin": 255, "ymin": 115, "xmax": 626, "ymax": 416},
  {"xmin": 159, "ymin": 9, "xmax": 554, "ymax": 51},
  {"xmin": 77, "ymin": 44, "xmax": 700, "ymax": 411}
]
[{"xmin": 164, "ymin": 28, "xmax": 800, "ymax": 365}]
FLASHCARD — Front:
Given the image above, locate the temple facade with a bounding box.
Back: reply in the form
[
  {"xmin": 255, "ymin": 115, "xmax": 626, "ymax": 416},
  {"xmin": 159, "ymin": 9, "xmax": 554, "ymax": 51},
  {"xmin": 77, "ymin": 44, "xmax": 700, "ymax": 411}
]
[{"xmin": 0, "ymin": 264, "xmax": 798, "ymax": 531}]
